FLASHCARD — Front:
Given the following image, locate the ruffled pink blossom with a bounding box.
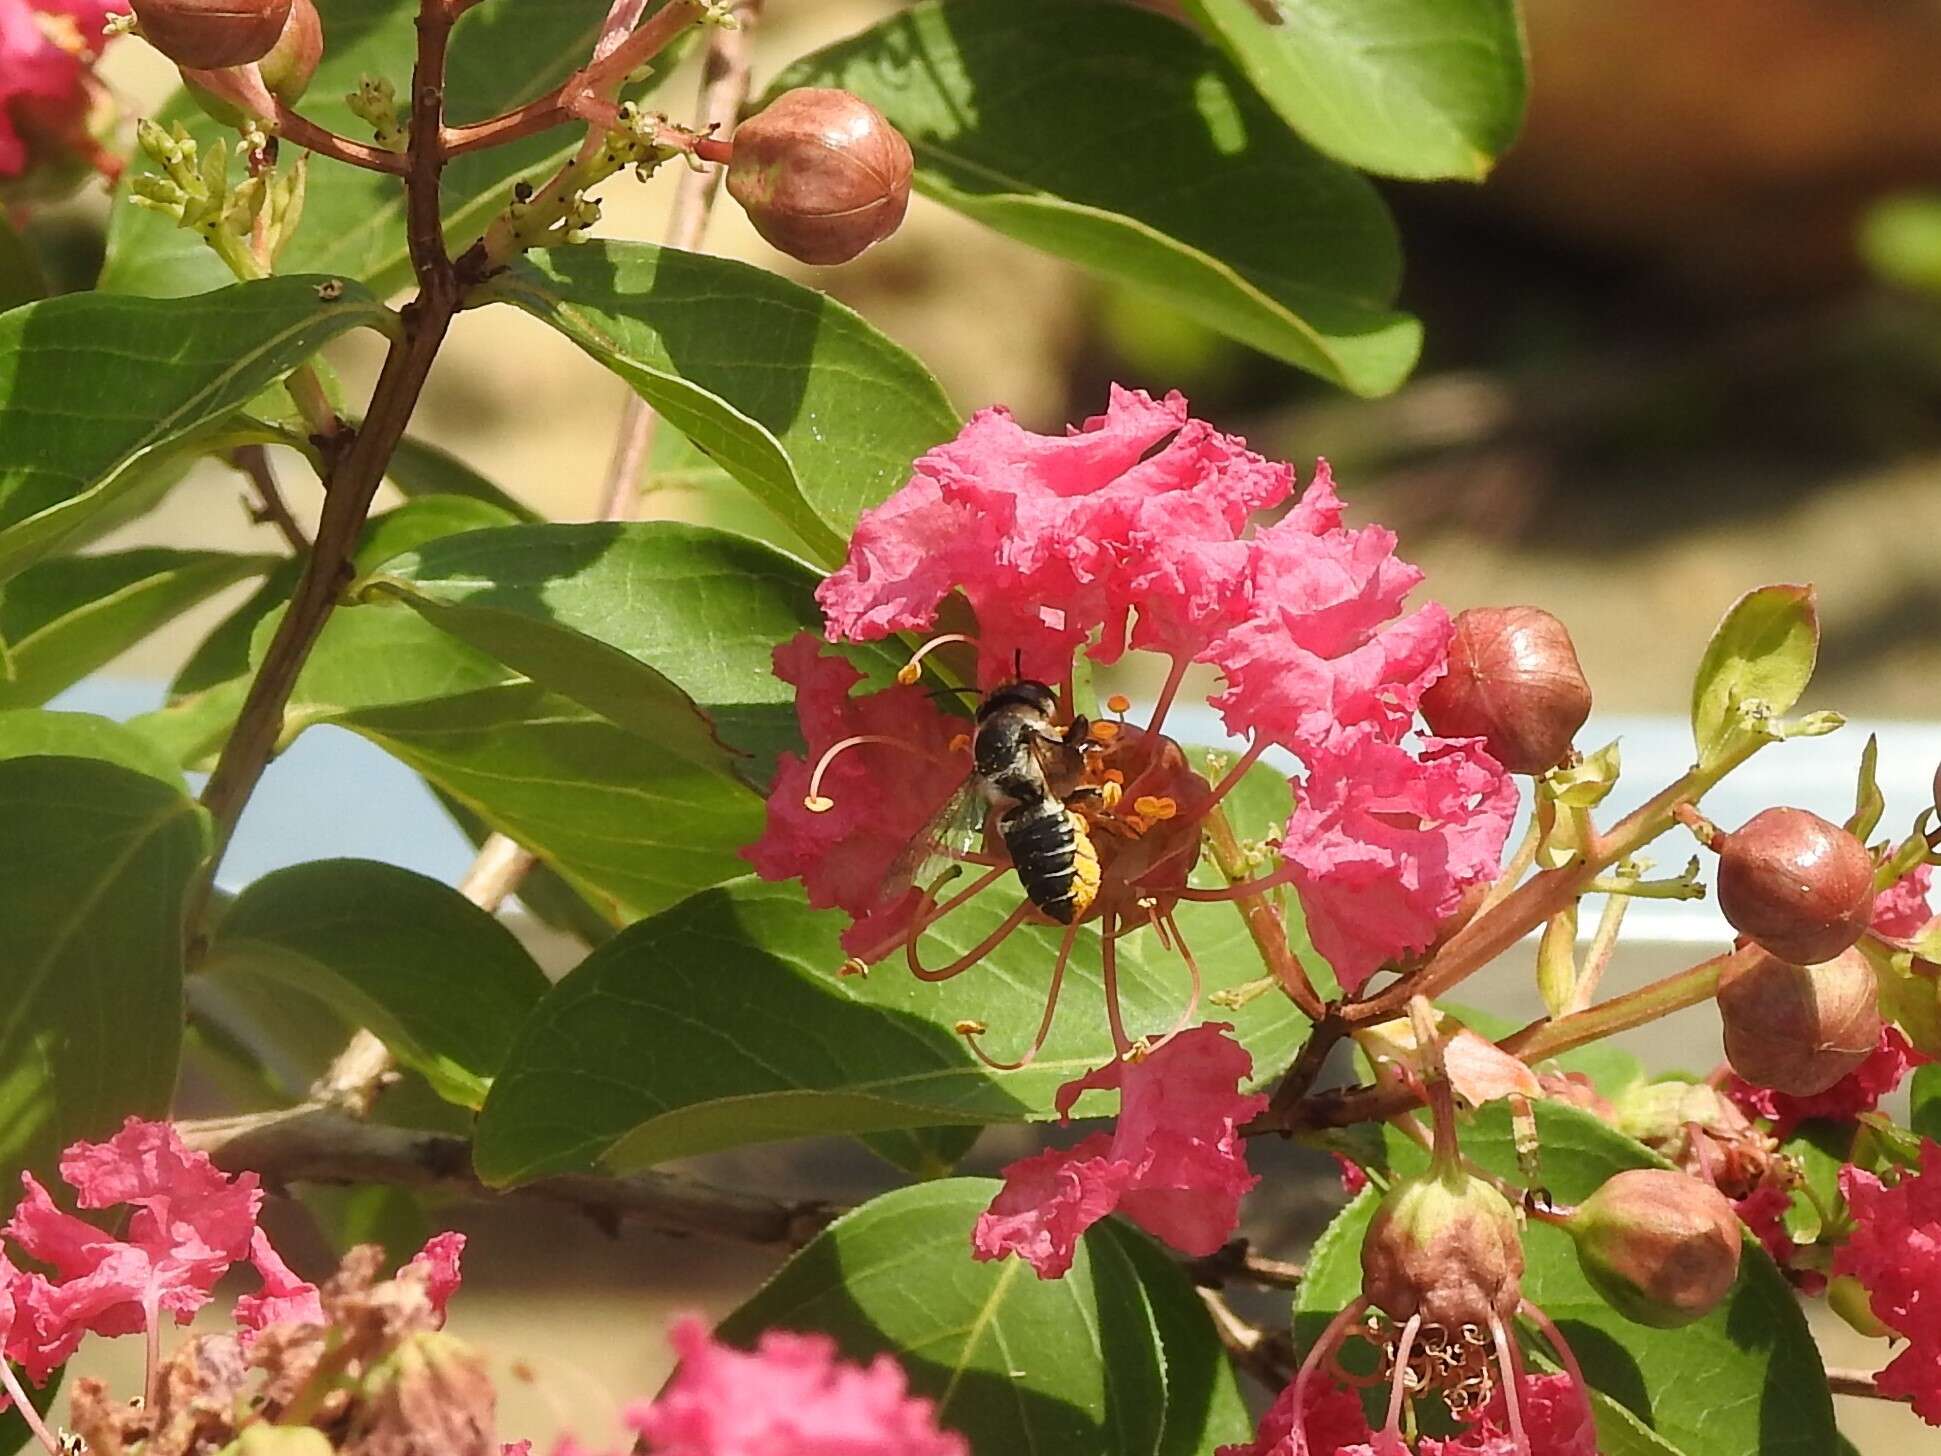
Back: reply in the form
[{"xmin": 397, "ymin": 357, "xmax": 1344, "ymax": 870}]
[
  {"xmin": 4, "ymin": 1117, "xmax": 261, "ymax": 1360},
  {"xmin": 1834, "ymin": 1139, "xmax": 1941, "ymax": 1424},
  {"xmin": 1418, "ymin": 1373, "xmax": 1597, "ymax": 1455},
  {"xmin": 1874, "ymin": 865, "xmax": 1935, "ymax": 942},
  {"xmin": 1202, "ymin": 461, "xmax": 1451, "ymax": 758},
  {"xmin": 233, "ymin": 1228, "xmax": 325, "ymax": 1341},
  {"xmin": 1728, "ymin": 1026, "xmax": 1929, "ymax": 1141},
  {"xmin": 1332, "ymin": 1153, "xmax": 1370, "ymax": 1198},
  {"xmin": 628, "ymin": 1314, "xmax": 967, "ymax": 1455},
  {"xmin": 1216, "ymin": 1375, "xmax": 1375, "ymax": 1456},
  {"xmin": 818, "ymin": 386, "xmax": 1292, "ymax": 684},
  {"xmin": 0, "ymin": 0, "xmax": 122, "ymax": 182},
  {"xmin": 742, "ymin": 634, "xmax": 966, "ymax": 962},
  {"xmin": 404, "ymin": 1229, "xmax": 466, "ymax": 1321},
  {"xmin": 973, "ymin": 1023, "xmax": 1267, "ymax": 1278},
  {"xmin": 1280, "ymin": 736, "xmax": 1516, "ymax": 992}
]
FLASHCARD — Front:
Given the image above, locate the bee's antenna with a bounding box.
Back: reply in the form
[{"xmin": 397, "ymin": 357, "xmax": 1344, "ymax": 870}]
[{"xmin": 1013, "ymin": 647, "xmax": 1023, "ymax": 681}]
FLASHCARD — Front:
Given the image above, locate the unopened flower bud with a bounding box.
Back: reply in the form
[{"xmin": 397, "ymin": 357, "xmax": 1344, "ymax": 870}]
[
  {"xmin": 1361, "ymin": 1167, "xmax": 1524, "ymax": 1329},
  {"xmin": 132, "ymin": 0, "xmax": 293, "ymax": 69},
  {"xmin": 182, "ymin": 0, "xmax": 323, "ymax": 127},
  {"xmin": 1713, "ymin": 807, "xmax": 1875, "ymax": 965},
  {"xmin": 1565, "ymin": 1169, "xmax": 1741, "ymax": 1328},
  {"xmin": 1419, "ymin": 606, "xmax": 1592, "ymax": 774},
  {"xmin": 727, "ymin": 87, "xmax": 913, "ymax": 265},
  {"xmin": 1718, "ymin": 946, "xmax": 1879, "ymax": 1096}
]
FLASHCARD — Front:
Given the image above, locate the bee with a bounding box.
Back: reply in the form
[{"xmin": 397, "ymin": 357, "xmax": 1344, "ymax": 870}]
[{"xmin": 899, "ymin": 678, "xmax": 1103, "ymax": 924}]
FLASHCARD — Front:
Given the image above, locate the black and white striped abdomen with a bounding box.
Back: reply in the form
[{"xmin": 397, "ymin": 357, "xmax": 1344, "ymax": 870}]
[{"xmin": 1000, "ymin": 796, "xmax": 1092, "ymax": 924}]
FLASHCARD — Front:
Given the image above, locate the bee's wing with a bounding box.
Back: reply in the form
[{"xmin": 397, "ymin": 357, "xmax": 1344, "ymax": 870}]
[{"xmin": 877, "ymin": 774, "xmax": 988, "ymax": 910}]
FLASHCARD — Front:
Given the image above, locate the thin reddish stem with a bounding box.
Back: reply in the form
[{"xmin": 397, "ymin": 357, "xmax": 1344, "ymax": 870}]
[
  {"xmin": 1100, "ymin": 909, "xmax": 1135, "ymax": 1056},
  {"xmin": 907, "ymin": 899, "xmax": 1031, "ymax": 983},
  {"xmin": 1146, "ymin": 653, "xmax": 1191, "ymax": 736},
  {"xmin": 1144, "ymin": 911, "xmax": 1204, "ymax": 1051},
  {"xmin": 1489, "ymin": 1311, "xmax": 1531, "ymax": 1456},
  {"xmin": 1383, "ymin": 1313, "xmax": 1425, "ymax": 1434},
  {"xmin": 965, "ymin": 917, "xmax": 1081, "ymax": 1070},
  {"xmin": 0, "ymin": 1359, "xmax": 58, "ymax": 1455},
  {"xmin": 1287, "ymin": 1298, "xmax": 1369, "ymax": 1456}
]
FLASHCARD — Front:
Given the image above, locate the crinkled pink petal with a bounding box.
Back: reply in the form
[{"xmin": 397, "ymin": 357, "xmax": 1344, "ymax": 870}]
[
  {"xmin": 1217, "ymin": 1375, "xmax": 1374, "ymax": 1456},
  {"xmin": 1728, "ymin": 1025, "xmax": 1928, "ymax": 1141},
  {"xmin": 742, "ymin": 634, "xmax": 967, "ymax": 959},
  {"xmin": 403, "ymin": 1230, "xmax": 466, "ymax": 1321},
  {"xmin": 1419, "ymin": 1373, "xmax": 1597, "ymax": 1456},
  {"xmin": 1874, "ymin": 865, "xmax": 1935, "ymax": 941},
  {"xmin": 1283, "ymin": 736, "xmax": 1516, "ymax": 992},
  {"xmin": 627, "ymin": 1314, "xmax": 967, "ymax": 1456},
  {"xmin": 1834, "ymin": 1140, "xmax": 1941, "ymax": 1423},
  {"xmin": 1331, "ymin": 1153, "xmax": 1370, "ymax": 1198},
  {"xmin": 978, "ymin": 1024, "xmax": 1267, "ymax": 1277},
  {"xmin": 234, "ymin": 1228, "xmax": 324, "ymax": 1341}
]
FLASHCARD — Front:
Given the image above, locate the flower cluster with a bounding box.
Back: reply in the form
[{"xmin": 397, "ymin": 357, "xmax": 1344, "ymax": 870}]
[
  {"xmin": 1834, "ymin": 1139, "xmax": 1941, "ymax": 1424},
  {"xmin": 0, "ymin": 0, "xmax": 123, "ymax": 192},
  {"xmin": 1218, "ymin": 1370, "xmax": 1597, "ymax": 1456}
]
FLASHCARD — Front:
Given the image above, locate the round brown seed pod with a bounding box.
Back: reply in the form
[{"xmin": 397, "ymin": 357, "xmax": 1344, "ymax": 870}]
[
  {"xmin": 726, "ymin": 88, "xmax": 913, "ymax": 265},
  {"xmin": 258, "ymin": 0, "xmax": 322, "ymax": 103},
  {"xmin": 1419, "ymin": 606, "xmax": 1592, "ymax": 774},
  {"xmin": 133, "ymin": 0, "xmax": 293, "ymax": 70},
  {"xmin": 1715, "ymin": 807, "xmax": 1875, "ymax": 965},
  {"xmin": 1717, "ymin": 946, "xmax": 1879, "ymax": 1096},
  {"xmin": 1361, "ymin": 1170, "xmax": 1525, "ymax": 1329},
  {"xmin": 1566, "ymin": 1168, "xmax": 1742, "ymax": 1328}
]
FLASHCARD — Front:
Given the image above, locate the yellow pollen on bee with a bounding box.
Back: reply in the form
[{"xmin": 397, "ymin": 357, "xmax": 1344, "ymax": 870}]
[
  {"xmin": 1106, "ymin": 693, "xmax": 1132, "ymax": 715},
  {"xmin": 1089, "ymin": 720, "xmax": 1121, "ymax": 743},
  {"xmin": 1133, "ymin": 795, "xmax": 1178, "ymax": 820},
  {"xmin": 1098, "ymin": 780, "xmax": 1124, "ymax": 810},
  {"xmin": 803, "ymin": 794, "xmax": 835, "ymax": 813}
]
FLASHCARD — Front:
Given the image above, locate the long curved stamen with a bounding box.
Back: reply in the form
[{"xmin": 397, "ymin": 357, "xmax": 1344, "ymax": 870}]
[
  {"xmin": 907, "ymin": 899, "xmax": 1032, "ymax": 982},
  {"xmin": 1147, "ymin": 652, "xmax": 1191, "ymax": 736},
  {"xmin": 1100, "ymin": 909, "xmax": 1134, "ymax": 1057},
  {"xmin": 904, "ymin": 864, "xmax": 1008, "ymax": 944},
  {"xmin": 964, "ymin": 917, "xmax": 1082, "ymax": 1070},
  {"xmin": 1488, "ymin": 1311, "xmax": 1531, "ymax": 1456},
  {"xmin": 1517, "ymin": 1299, "xmax": 1592, "ymax": 1410},
  {"xmin": 1287, "ymin": 1298, "xmax": 1370, "ymax": 1456},
  {"xmin": 1384, "ymin": 1312, "xmax": 1426, "ymax": 1434},
  {"xmin": 896, "ymin": 632, "xmax": 978, "ymax": 685},
  {"xmin": 1141, "ymin": 911, "xmax": 1203, "ymax": 1053},
  {"xmin": 1174, "ymin": 860, "xmax": 1298, "ymax": 901},
  {"xmin": 0, "ymin": 1358, "xmax": 58, "ymax": 1456},
  {"xmin": 804, "ymin": 734, "xmax": 948, "ymax": 810}
]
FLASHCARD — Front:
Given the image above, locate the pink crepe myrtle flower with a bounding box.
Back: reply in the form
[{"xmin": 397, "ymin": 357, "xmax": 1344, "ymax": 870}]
[
  {"xmin": 1418, "ymin": 1374, "xmax": 1598, "ymax": 1456},
  {"xmin": 1216, "ymin": 1375, "xmax": 1380, "ymax": 1456},
  {"xmin": 973, "ymin": 1023, "xmax": 1266, "ymax": 1278},
  {"xmin": 404, "ymin": 1229, "xmax": 466, "ymax": 1321},
  {"xmin": 4, "ymin": 1117, "xmax": 261, "ymax": 1363},
  {"xmin": 1873, "ymin": 864, "xmax": 1935, "ymax": 942},
  {"xmin": 627, "ymin": 1314, "xmax": 967, "ymax": 1456},
  {"xmin": 1834, "ymin": 1139, "xmax": 1941, "ymax": 1424},
  {"xmin": 1281, "ymin": 735, "xmax": 1517, "ymax": 993},
  {"xmin": 1727, "ymin": 1025, "xmax": 1929, "ymax": 1142},
  {"xmin": 0, "ymin": 0, "xmax": 124, "ymax": 186},
  {"xmin": 233, "ymin": 1228, "xmax": 326, "ymax": 1342}
]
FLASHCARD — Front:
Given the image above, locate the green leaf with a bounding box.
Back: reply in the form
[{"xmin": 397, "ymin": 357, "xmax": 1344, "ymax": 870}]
[
  {"xmin": 330, "ymin": 683, "xmax": 763, "ymax": 924},
  {"xmin": 857, "ymin": 1124, "xmax": 981, "ymax": 1180},
  {"xmin": 0, "ymin": 708, "xmax": 189, "ymax": 790},
  {"xmin": 100, "ymin": 0, "xmax": 693, "ymax": 298},
  {"xmin": 434, "ymin": 787, "xmax": 621, "ymax": 947},
  {"xmin": 1847, "ymin": 733, "xmax": 1884, "ymax": 840},
  {"xmin": 385, "ymin": 436, "xmax": 542, "ymax": 523},
  {"xmin": 0, "ymin": 756, "xmax": 211, "ymax": 1209},
  {"xmin": 482, "ymin": 244, "xmax": 960, "ymax": 561},
  {"xmin": 0, "ymin": 548, "xmax": 276, "ymax": 707},
  {"xmin": 203, "ymin": 859, "xmax": 550, "ymax": 1108},
  {"xmin": 1182, "ymin": 0, "xmax": 1527, "ymax": 181},
  {"xmin": 1295, "ymin": 1101, "xmax": 1837, "ymax": 1456},
  {"xmin": 0, "ymin": 276, "xmax": 388, "ymax": 583},
  {"xmin": 772, "ymin": 0, "xmax": 1420, "ymax": 396},
  {"xmin": 0, "ymin": 213, "xmax": 47, "ymax": 313},
  {"xmin": 363, "ymin": 520, "xmax": 901, "ymax": 785},
  {"xmin": 716, "ymin": 1179, "xmax": 1242, "ymax": 1456},
  {"xmin": 1911, "ymin": 1063, "xmax": 1941, "ymax": 1143},
  {"xmin": 1690, "ymin": 583, "xmax": 1820, "ymax": 769},
  {"xmin": 474, "ymin": 875, "xmax": 1310, "ymax": 1183}
]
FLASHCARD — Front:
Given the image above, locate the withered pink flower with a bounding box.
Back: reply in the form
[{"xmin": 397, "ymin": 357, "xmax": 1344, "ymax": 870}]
[
  {"xmin": 1834, "ymin": 1139, "xmax": 1941, "ymax": 1424},
  {"xmin": 627, "ymin": 1314, "xmax": 967, "ymax": 1455},
  {"xmin": 1418, "ymin": 1373, "xmax": 1597, "ymax": 1455},
  {"xmin": 973, "ymin": 1023, "xmax": 1266, "ymax": 1277}
]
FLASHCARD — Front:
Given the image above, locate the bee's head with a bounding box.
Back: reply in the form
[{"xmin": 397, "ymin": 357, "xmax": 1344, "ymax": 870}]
[{"xmin": 976, "ymin": 679, "xmax": 1059, "ymax": 723}]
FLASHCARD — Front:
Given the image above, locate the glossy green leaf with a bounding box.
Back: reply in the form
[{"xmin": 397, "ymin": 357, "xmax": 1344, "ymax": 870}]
[
  {"xmin": 482, "ymin": 244, "xmax": 959, "ymax": 561},
  {"xmin": 772, "ymin": 0, "xmax": 1419, "ymax": 396},
  {"xmin": 1911, "ymin": 1063, "xmax": 1941, "ymax": 1143},
  {"xmin": 363, "ymin": 520, "xmax": 901, "ymax": 784},
  {"xmin": 1294, "ymin": 1101, "xmax": 1837, "ymax": 1456},
  {"xmin": 204, "ymin": 859, "xmax": 549, "ymax": 1108},
  {"xmin": 0, "ymin": 548, "xmax": 275, "ymax": 707},
  {"xmin": 1183, "ymin": 0, "xmax": 1527, "ymax": 180},
  {"xmin": 0, "ymin": 756, "xmax": 211, "ymax": 1209},
  {"xmin": 1690, "ymin": 583, "xmax": 1819, "ymax": 769},
  {"xmin": 857, "ymin": 1124, "xmax": 981, "ymax": 1180},
  {"xmin": 100, "ymin": 0, "xmax": 692, "ymax": 297},
  {"xmin": 474, "ymin": 875, "xmax": 1310, "ymax": 1183},
  {"xmin": 0, "ymin": 213, "xmax": 47, "ymax": 312},
  {"xmin": 331, "ymin": 683, "xmax": 762, "ymax": 924},
  {"xmin": 1846, "ymin": 733, "xmax": 1884, "ymax": 840},
  {"xmin": 716, "ymin": 1179, "xmax": 1246, "ymax": 1456},
  {"xmin": 0, "ymin": 708, "xmax": 188, "ymax": 790},
  {"xmin": 435, "ymin": 788, "xmax": 621, "ymax": 947},
  {"xmin": 385, "ymin": 436, "xmax": 542, "ymax": 523},
  {"xmin": 0, "ymin": 276, "xmax": 388, "ymax": 583}
]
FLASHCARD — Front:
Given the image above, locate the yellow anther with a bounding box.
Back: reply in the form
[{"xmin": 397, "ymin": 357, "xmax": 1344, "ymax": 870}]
[
  {"xmin": 895, "ymin": 662, "xmax": 922, "ymax": 685},
  {"xmin": 1106, "ymin": 693, "xmax": 1132, "ymax": 715},
  {"xmin": 1098, "ymin": 780, "xmax": 1123, "ymax": 810},
  {"xmin": 1133, "ymin": 795, "xmax": 1178, "ymax": 820},
  {"xmin": 803, "ymin": 794, "xmax": 835, "ymax": 813},
  {"xmin": 1102, "ymin": 768, "xmax": 1126, "ymax": 784},
  {"xmin": 953, "ymin": 1019, "xmax": 988, "ymax": 1037},
  {"xmin": 948, "ymin": 733, "xmax": 972, "ymax": 756},
  {"xmin": 1089, "ymin": 720, "xmax": 1121, "ymax": 743},
  {"xmin": 837, "ymin": 957, "xmax": 869, "ymax": 978}
]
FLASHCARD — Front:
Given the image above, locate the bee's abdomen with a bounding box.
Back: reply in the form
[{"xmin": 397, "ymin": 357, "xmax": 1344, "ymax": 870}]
[{"xmin": 1000, "ymin": 798, "xmax": 1098, "ymax": 924}]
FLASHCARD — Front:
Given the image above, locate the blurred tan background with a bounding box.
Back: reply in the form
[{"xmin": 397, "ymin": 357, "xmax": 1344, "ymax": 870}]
[{"xmin": 36, "ymin": 0, "xmax": 1941, "ymax": 1449}]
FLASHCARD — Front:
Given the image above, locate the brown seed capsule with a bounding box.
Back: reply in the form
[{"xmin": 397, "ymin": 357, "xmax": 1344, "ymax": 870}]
[
  {"xmin": 181, "ymin": 0, "xmax": 323, "ymax": 127},
  {"xmin": 1715, "ymin": 807, "xmax": 1875, "ymax": 965},
  {"xmin": 132, "ymin": 0, "xmax": 293, "ymax": 70},
  {"xmin": 1718, "ymin": 946, "xmax": 1879, "ymax": 1095},
  {"xmin": 1419, "ymin": 606, "xmax": 1592, "ymax": 775},
  {"xmin": 1565, "ymin": 1168, "xmax": 1741, "ymax": 1328},
  {"xmin": 1361, "ymin": 1167, "xmax": 1525, "ymax": 1329},
  {"xmin": 727, "ymin": 88, "xmax": 913, "ymax": 266}
]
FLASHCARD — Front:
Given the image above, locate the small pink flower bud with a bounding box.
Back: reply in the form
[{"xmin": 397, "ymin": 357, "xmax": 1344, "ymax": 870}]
[
  {"xmin": 132, "ymin": 0, "xmax": 293, "ymax": 70},
  {"xmin": 727, "ymin": 87, "xmax": 914, "ymax": 265},
  {"xmin": 1713, "ymin": 807, "xmax": 1875, "ymax": 965},
  {"xmin": 1564, "ymin": 1168, "xmax": 1741, "ymax": 1328},
  {"xmin": 1361, "ymin": 1166, "xmax": 1525, "ymax": 1329},
  {"xmin": 1419, "ymin": 606, "xmax": 1592, "ymax": 775},
  {"xmin": 1718, "ymin": 946, "xmax": 1880, "ymax": 1096}
]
